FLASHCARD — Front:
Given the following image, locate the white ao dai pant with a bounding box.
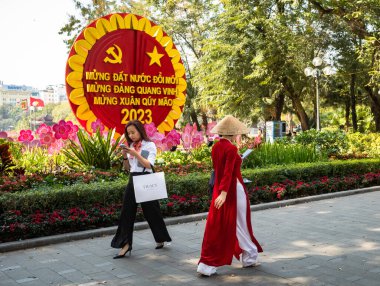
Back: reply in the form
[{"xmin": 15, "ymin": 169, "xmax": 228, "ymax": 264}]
[{"xmin": 197, "ymin": 180, "xmax": 259, "ymax": 276}]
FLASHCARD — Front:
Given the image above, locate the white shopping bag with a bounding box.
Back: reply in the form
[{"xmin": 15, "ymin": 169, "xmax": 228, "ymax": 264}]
[{"xmin": 133, "ymin": 172, "xmax": 168, "ymax": 203}]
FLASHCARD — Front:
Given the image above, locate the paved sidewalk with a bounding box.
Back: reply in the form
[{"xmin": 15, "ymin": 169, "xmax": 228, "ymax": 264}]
[{"xmin": 1, "ymin": 191, "xmax": 380, "ymax": 286}]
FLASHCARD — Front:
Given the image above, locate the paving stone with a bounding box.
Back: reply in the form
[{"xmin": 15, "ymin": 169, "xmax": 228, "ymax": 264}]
[
  {"xmin": 0, "ymin": 279, "xmax": 19, "ymax": 286},
  {"xmin": 58, "ymin": 268, "xmax": 77, "ymax": 275},
  {"xmin": 2, "ymin": 268, "xmax": 36, "ymax": 282},
  {"xmin": 15, "ymin": 277, "xmax": 39, "ymax": 283},
  {"xmin": 30, "ymin": 267, "xmax": 71, "ymax": 285},
  {"xmin": 0, "ymin": 265, "xmax": 21, "ymax": 271},
  {"xmin": 354, "ymin": 278, "xmax": 380, "ymax": 286},
  {"xmin": 1, "ymin": 191, "xmax": 380, "ymax": 285},
  {"xmin": 369, "ymin": 267, "xmax": 380, "ymax": 273},
  {"xmin": 58, "ymin": 270, "xmax": 92, "ymax": 284},
  {"xmin": 87, "ymin": 271, "xmax": 119, "ymax": 281},
  {"xmin": 345, "ymin": 275, "xmax": 362, "ymax": 282}
]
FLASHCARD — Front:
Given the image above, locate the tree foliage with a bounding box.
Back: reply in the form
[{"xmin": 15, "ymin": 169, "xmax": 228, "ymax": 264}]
[
  {"xmin": 59, "ymin": 0, "xmax": 380, "ymax": 132},
  {"xmin": 191, "ymin": 0, "xmax": 380, "ymax": 131}
]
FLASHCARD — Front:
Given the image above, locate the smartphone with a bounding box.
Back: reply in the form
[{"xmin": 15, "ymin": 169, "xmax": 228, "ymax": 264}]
[
  {"xmin": 241, "ymin": 149, "xmax": 253, "ymax": 160},
  {"xmin": 120, "ymin": 143, "xmax": 127, "ymax": 149}
]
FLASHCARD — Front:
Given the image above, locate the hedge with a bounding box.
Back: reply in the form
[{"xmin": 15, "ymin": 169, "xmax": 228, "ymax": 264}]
[
  {"xmin": 0, "ymin": 180, "xmax": 128, "ymax": 214},
  {"xmin": 242, "ymin": 159, "xmax": 380, "ymax": 186},
  {"xmin": 1, "ymin": 159, "xmax": 380, "ymax": 215}
]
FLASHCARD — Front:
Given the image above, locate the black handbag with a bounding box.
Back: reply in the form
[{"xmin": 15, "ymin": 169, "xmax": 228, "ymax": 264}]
[{"xmin": 208, "ymin": 170, "xmax": 215, "ymax": 198}]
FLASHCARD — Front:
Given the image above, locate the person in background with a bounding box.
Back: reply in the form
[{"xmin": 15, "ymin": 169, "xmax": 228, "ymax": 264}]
[
  {"xmin": 111, "ymin": 120, "xmax": 171, "ymax": 259},
  {"xmin": 253, "ymin": 129, "xmax": 263, "ymax": 148},
  {"xmin": 197, "ymin": 115, "xmax": 263, "ymax": 276}
]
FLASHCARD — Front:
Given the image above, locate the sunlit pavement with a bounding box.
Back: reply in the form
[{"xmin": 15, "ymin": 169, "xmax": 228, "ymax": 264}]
[{"xmin": 1, "ymin": 191, "xmax": 380, "ymax": 286}]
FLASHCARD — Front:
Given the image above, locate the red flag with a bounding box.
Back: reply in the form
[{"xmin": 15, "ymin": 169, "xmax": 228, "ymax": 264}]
[{"xmin": 30, "ymin": 97, "xmax": 45, "ymax": 107}]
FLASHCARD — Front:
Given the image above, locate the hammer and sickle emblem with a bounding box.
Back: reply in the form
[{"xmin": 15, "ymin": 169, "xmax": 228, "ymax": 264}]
[{"xmin": 104, "ymin": 44, "xmax": 122, "ymax": 64}]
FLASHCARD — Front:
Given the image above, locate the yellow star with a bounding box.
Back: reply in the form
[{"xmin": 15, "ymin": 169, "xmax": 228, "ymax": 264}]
[{"xmin": 147, "ymin": 46, "xmax": 164, "ymax": 67}]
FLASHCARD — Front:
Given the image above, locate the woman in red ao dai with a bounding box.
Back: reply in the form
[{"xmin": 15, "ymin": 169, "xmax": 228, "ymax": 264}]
[{"xmin": 197, "ymin": 115, "xmax": 263, "ymax": 276}]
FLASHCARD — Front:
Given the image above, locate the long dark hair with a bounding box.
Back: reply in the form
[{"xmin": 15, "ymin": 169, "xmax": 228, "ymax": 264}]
[{"xmin": 124, "ymin": 120, "xmax": 150, "ymax": 145}]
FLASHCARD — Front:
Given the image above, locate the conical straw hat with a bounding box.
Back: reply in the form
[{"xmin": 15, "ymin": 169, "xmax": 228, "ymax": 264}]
[{"xmin": 210, "ymin": 115, "xmax": 250, "ymax": 135}]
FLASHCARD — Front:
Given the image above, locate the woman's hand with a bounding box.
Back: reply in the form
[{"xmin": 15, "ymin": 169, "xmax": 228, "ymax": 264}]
[
  {"xmin": 122, "ymin": 147, "xmax": 138, "ymax": 158},
  {"xmin": 214, "ymin": 191, "xmax": 227, "ymax": 209},
  {"xmin": 124, "ymin": 148, "xmax": 151, "ymax": 169},
  {"xmin": 121, "ymin": 147, "xmax": 130, "ymax": 171},
  {"xmin": 121, "ymin": 147, "xmax": 128, "ymax": 158},
  {"xmin": 126, "ymin": 148, "xmax": 138, "ymax": 157}
]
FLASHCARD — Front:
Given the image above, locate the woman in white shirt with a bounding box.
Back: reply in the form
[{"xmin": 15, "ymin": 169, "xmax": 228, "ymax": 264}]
[{"xmin": 111, "ymin": 120, "xmax": 172, "ymax": 258}]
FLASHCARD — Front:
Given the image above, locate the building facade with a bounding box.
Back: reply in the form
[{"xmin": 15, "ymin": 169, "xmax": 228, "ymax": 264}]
[
  {"xmin": 0, "ymin": 81, "xmax": 40, "ymax": 107},
  {"xmin": 0, "ymin": 81, "xmax": 67, "ymax": 107},
  {"xmin": 40, "ymin": 84, "xmax": 67, "ymax": 104}
]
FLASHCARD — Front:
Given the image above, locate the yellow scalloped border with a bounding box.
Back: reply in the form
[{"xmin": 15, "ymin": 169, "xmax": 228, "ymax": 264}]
[{"xmin": 66, "ymin": 13, "xmax": 187, "ymax": 135}]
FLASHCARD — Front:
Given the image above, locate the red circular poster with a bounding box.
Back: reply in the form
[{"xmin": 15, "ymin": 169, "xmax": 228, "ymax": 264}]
[{"xmin": 65, "ymin": 13, "xmax": 186, "ymax": 137}]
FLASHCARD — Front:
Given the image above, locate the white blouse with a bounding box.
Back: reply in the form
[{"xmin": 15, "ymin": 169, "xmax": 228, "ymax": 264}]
[{"xmin": 127, "ymin": 140, "xmax": 156, "ymax": 173}]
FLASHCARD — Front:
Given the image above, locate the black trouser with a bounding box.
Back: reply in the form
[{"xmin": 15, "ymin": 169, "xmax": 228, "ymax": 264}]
[{"xmin": 111, "ymin": 172, "xmax": 172, "ymax": 248}]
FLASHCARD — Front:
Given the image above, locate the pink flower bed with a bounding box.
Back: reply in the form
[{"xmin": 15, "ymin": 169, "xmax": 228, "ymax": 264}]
[{"xmin": 2, "ymin": 120, "xmax": 220, "ymax": 154}]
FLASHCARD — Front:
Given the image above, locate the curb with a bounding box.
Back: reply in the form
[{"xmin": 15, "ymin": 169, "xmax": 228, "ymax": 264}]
[{"xmin": 1, "ymin": 186, "xmax": 379, "ymax": 253}]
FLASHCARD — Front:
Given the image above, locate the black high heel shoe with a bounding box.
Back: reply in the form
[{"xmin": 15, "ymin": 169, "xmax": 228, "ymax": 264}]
[
  {"xmin": 113, "ymin": 244, "xmax": 132, "ymax": 259},
  {"xmin": 155, "ymin": 242, "xmax": 165, "ymax": 249}
]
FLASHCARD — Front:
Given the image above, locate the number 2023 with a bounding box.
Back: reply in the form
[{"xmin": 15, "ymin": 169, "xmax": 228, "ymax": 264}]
[{"xmin": 121, "ymin": 108, "xmax": 152, "ymax": 124}]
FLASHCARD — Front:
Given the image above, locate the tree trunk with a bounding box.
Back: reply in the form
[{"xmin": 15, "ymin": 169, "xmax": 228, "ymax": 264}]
[
  {"xmin": 290, "ymin": 96, "xmax": 310, "ymax": 131},
  {"xmin": 350, "ymin": 73, "xmax": 358, "ymax": 131},
  {"xmin": 190, "ymin": 108, "xmax": 200, "ymax": 130},
  {"xmin": 370, "ymin": 103, "xmax": 380, "ymax": 132},
  {"xmin": 345, "ymin": 94, "xmax": 350, "ymax": 130},
  {"xmin": 274, "ymin": 92, "xmax": 285, "ymax": 120},
  {"xmin": 184, "ymin": 81, "xmax": 200, "ymax": 129},
  {"xmin": 365, "ymin": 86, "xmax": 380, "ymax": 132},
  {"xmin": 201, "ymin": 112, "xmax": 208, "ymax": 131},
  {"xmin": 282, "ymin": 77, "xmax": 309, "ymax": 130}
]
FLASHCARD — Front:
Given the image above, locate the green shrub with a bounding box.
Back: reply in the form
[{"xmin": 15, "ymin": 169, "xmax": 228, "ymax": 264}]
[
  {"xmin": 157, "ymin": 144, "xmax": 212, "ymax": 167},
  {"xmin": 0, "ymin": 180, "xmax": 128, "ymax": 214},
  {"xmin": 242, "ymin": 159, "xmax": 380, "ymax": 187},
  {"xmin": 1, "ymin": 159, "xmax": 379, "ymax": 215},
  {"xmin": 62, "ymin": 128, "xmax": 122, "ymax": 170},
  {"xmin": 0, "ymin": 142, "xmax": 14, "ymax": 174},
  {"xmin": 0, "ymin": 139, "xmax": 23, "ymax": 162},
  {"xmin": 1, "ymin": 139, "xmax": 70, "ymax": 175},
  {"xmin": 294, "ymin": 129, "xmax": 348, "ymax": 156},
  {"xmin": 0, "ymin": 170, "xmax": 125, "ymax": 194},
  {"xmin": 2, "ymin": 159, "xmax": 380, "ymax": 242},
  {"xmin": 165, "ymin": 172, "xmax": 210, "ymax": 196},
  {"xmin": 243, "ymin": 142, "xmax": 327, "ymax": 168},
  {"xmin": 16, "ymin": 147, "xmax": 68, "ymax": 174},
  {"xmin": 346, "ymin": 132, "xmax": 380, "ymax": 158}
]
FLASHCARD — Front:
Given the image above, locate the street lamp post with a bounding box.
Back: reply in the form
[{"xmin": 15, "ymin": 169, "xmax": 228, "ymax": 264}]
[
  {"xmin": 30, "ymin": 101, "xmax": 39, "ymax": 131},
  {"xmin": 29, "ymin": 106, "xmax": 34, "ymax": 130},
  {"xmin": 304, "ymin": 56, "xmax": 335, "ymax": 131}
]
